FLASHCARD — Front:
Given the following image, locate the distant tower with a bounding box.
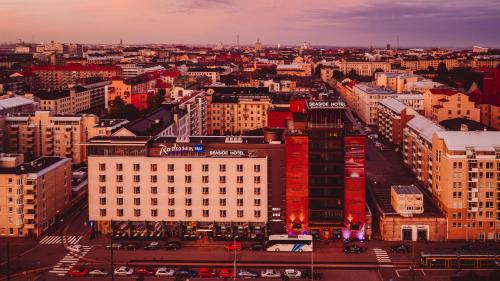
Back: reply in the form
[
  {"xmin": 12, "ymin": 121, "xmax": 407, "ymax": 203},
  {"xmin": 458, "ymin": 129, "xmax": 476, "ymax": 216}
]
[
  {"xmin": 236, "ymin": 34, "xmax": 240, "ymax": 48},
  {"xmin": 255, "ymin": 38, "xmax": 262, "ymax": 52},
  {"xmin": 386, "ymin": 43, "xmax": 391, "ymax": 50},
  {"xmin": 119, "ymin": 39, "xmax": 123, "ymax": 46}
]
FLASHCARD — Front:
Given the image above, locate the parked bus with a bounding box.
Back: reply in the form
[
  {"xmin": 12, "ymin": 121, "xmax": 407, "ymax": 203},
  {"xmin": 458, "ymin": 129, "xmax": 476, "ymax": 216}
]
[{"xmin": 266, "ymin": 234, "xmax": 313, "ymax": 252}]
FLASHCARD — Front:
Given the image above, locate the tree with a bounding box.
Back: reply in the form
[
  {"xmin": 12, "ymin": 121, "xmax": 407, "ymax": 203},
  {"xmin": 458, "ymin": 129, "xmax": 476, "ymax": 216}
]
[
  {"xmin": 333, "ymin": 70, "xmax": 344, "ymax": 80},
  {"xmin": 427, "ymin": 66, "xmax": 435, "ymax": 73},
  {"xmin": 109, "ymin": 96, "xmax": 125, "ymax": 118},
  {"xmin": 123, "ymin": 104, "xmax": 140, "ymax": 121},
  {"xmin": 437, "ymin": 62, "xmax": 448, "ymax": 75},
  {"xmin": 373, "ymin": 68, "xmax": 384, "ymax": 74}
]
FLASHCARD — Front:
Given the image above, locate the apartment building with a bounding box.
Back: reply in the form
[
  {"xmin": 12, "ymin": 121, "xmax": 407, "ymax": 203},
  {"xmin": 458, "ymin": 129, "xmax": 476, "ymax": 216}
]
[
  {"xmin": 276, "ymin": 64, "xmax": 312, "ymax": 77},
  {"xmin": 378, "ymin": 99, "xmax": 417, "ymax": 147},
  {"xmin": 338, "ymin": 60, "xmax": 391, "ymax": 76},
  {"xmin": 169, "ymin": 89, "xmax": 208, "ymax": 135},
  {"xmin": 352, "ymin": 83, "xmax": 396, "ymax": 125},
  {"xmin": 404, "ymin": 80, "xmax": 443, "ymax": 94},
  {"xmin": 431, "ymin": 131, "xmax": 500, "ymax": 240},
  {"xmin": 187, "ymin": 67, "xmax": 223, "ymax": 84},
  {"xmin": 0, "ymin": 154, "xmax": 71, "ymax": 237},
  {"xmin": 390, "ymin": 185, "xmax": 424, "ymax": 216},
  {"xmin": 87, "ymin": 136, "xmax": 286, "ymax": 239},
  {"xmin": 35, "ymin": 80, "xmax": 110, "ymax": 114},
  {"xmin": 395, "ymin": 94, "xmax": 424, "ymax": 113},
  {"xmin": 375, "ymin": 72, "xmax": 421, "ymax": 93},
  {"xmin": 0, "ymin": 95, "xmax": 38, "ymax": 115},
  {"xmin": 1, "ymin": 111, "xmax": 121, "ymax": 164},
  {"xmin": 401, "ymin": 58, "xmax": 462, "ymax": 72},
  {"xmin": 107, "ymin": 75, "xmax": 157, "ymax": 108},
  {"xmin": 423, "ymin": 88, "xmax": 481, "ymax": 123},
  {"xmin": 30, "ymin": 65, "xmax": 121, "ymax": 90},
  {"xmin": 403, "ymin": 114, "xmax": 445, "ymax": 191}
]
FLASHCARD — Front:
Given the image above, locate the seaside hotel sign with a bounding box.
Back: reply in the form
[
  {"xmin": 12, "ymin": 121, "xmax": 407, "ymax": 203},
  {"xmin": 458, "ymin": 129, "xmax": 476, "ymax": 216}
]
[
  {"xmin": 307, "ymin": 100, "xmax": 346, "ymax": 109},
  {"xmin": 159, "ymin": 144, "xmax": 204, "ymax": 155}
]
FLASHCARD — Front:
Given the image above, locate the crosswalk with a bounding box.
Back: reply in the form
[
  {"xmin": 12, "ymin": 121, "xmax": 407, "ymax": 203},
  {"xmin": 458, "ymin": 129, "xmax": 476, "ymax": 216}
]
[
  {"xmin": 374, "ymin": 248, "xmax": 392, "ymax": 263},
  {"xmin": 39, "ymin": 235, "xmax": 82, "ymax": 245},
  {"xmin": 49, "ymin": 245, "xmax": 92, "ymax": 276}
]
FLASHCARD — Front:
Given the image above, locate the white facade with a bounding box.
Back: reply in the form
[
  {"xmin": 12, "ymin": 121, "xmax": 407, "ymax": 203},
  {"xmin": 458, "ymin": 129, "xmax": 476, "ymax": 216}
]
[{"xmin": 352, "ymin": 83, "xmax": 396, "ymax": 125}]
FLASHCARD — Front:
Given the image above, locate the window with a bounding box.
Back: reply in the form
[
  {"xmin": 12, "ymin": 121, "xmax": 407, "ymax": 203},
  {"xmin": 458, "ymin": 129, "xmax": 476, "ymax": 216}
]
[
  {"xmin": 134, "ymin": 186, "xmax": 140, "ymax": 194},
  {"xmin": 254, "ymin": 187, "xmax": 261, "ymax": 195},
  {"xmin": 116, "ymin": 186, "xmax": 123, "ymax": 194},
  {"xmin": 134, "ymin": 198, "xmax": 141, "ymax": 205},
  {"xmin": 116, "ymin": 175, "xmax": 123, "ymax": 182},
  {"xmin": 254, "ymin": 176, "xmax": 261, "ymax": 184},
  {"xmin": 134, "ymin": 209, "xmax": 140, "ymax": 217},
  {"xmin": 168, "ymin": 186, "xmax": 175, "ymax": 194},
  {"xmin": 150, "ymin": 164, "xmax": 157, "ymax": 171},
  {"xmin": 237, "ymin": 176, "xmax": 243, "ymax": 184},
  {"xmin": 133, "ymin": 175, "xmax": 140, "ymax": 182},
  {"xmin": 168, "ymin": 209, "xmax": 175, "ymax": 217},
  {"xmin": 185, "ymin": 198, "xmax": 192, "ymax": 206},
  {"xmin": 168, "ymin": 164, "xmax": 174, "ymax": 172},
  {"xmin": 117, "ymin": 209, "xmax": 123, "ymax": 217},
  {"xmin": 202, "ymin": 187, "xmax": 209, "ymax": 194},
  {"xmin": 100, "ymin": 209, "xmax": 106, "ymax": 217},
  {"xmin": 151, "ymin": 175, "xmax": 157, "ymax": 183},
  {"xmin": 185, "ymin": 186, "xmax": 192, "ymax": 194},
  {"xmin": 219, "ymin": 164, "xmax": 226, "ymax": 172},
  {"xmin": 237, "ymin": 210, "xmax": 243, "ymax": 218},
  {"xmin": 185, "ymin": 164, "xmax": 192, "ymax": 172},
  {"xmin": 203, "ymin": 210, "xmax": 209, "ymax": 217},
  {"xmin": 237, "ymin": 164, "xmax": 243, "ymax": 172},
  {"xmin": 151, "ymin": 198, "xmax": 158, "ymax": 206},
  {"xmin": 116, "ymin": 163, "xmax": 123, "ymax": 171},
  {"xmin": 202, "ymin": 164, "xmax": 209, "ymax": 172},
  {"xmin": 168, "ymin": 198, "xmax": 175, "ymax": 206},
  {"xmin": 151, "ymin": 209, "xmax": 158, "ymax": 217},
  {"xmin": 117, "ymin": 198, "xmax": 123, "ymax": 205},
  {"xmin": 254, "ymin": 164, "xmax": 261, "ymax": 172},
  {"xmin": 150, "ymin": 186, "xmax": 158, "ymax": 194},
  {"xmin": 203, "ymin": 198, "xmax": 209, "ymax": 206},
  {"xmin": 254, "ymin": 199, "xmax": 261, "ymax": 206},
  {"xmin": 133, "ymin": 163, "xmax": 140, "ymax": 171},
  {"xmin": 219, "ymin": 176, "xmax": 226, "ymax": 183},
  {"xmin": 185, "ymin": 175, "xmax": 192, "ymax": 183},
  {"xmin": 99, "ymin": 175, "xmax": 106, "ymax": 182},
  {"xmin": 237, "ymin": 199, "xmax": 243, "ymax": 206},
  {"xmin": 219, "ymin": 187, "xmax": 226, "ymax": 195},
  {"xmin": 237, "ymin": 187, "xmax": 243, "ymax": 195},
  {"xmin": 220, "ymin": 198, "xmax": 226, "ymax": 206},
  {"xmin": 220, "ymin": 210, "xmax": 227, "ymax": 217},
  {"xmin": 99, "ymin": 186, "xmax": 106, "ymax": 194},
  {"xmin": 202, "ymin": 176, "xmax": 209, "ymax": 183},
  {"xmin": 168, "ymin": 175, "xmax": 174, "ymax": 183},
  {"xmin": 254, "ymin": 210, "xmax": 261, "ymax": 218},
  {"xmin": 99, "ymin": 197, "xmax": 106, "ymax": 205},
  {"xmin": 185, "ymin": 209, "xmax": 192, "ymax": 217},
  {"xmin": 99, "ymin": 163, "xmax": 106, "ymax": 171}
]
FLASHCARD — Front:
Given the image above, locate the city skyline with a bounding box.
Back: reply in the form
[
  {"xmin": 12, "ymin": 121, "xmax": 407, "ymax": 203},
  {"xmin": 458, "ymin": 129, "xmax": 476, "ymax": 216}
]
[{"xmin": 1, "ymin": 0, "xmax": 500, "ymax": 47}]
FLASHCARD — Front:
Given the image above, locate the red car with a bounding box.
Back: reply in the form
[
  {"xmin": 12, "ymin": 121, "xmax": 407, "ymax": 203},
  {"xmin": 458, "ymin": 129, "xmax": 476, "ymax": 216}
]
[
  {"xmin": 198, "ymin": 267, "xmax": 216, "ymax": 277},
  {"xmin": 135, "ymin": 267, "xmax": 155, "ymax": 276},
  {"xmin": 218, "ymin": 268, "xmax": 235, "ymax": 278},
  {"xmin": 224, "ymin": 242, "xmax": 242, "ymax": 251},
  {"xmin": 67, "ymin": 267, "xmax": 89, "ymax": 277}
]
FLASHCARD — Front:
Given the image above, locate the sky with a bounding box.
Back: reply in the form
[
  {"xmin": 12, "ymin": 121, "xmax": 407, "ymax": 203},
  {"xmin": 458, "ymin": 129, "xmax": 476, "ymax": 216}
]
[{"xmin": 1, "ymin": 0, "xmax": 500, "ymax": 47}]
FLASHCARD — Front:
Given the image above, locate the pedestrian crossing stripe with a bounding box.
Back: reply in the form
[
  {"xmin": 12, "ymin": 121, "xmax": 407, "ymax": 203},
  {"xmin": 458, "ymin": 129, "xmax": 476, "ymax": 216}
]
[
  {"xmin": 373, "ymin": 248, "xmax": 392, "ymax": 263},
  {"xmin": 49, "ymin": 246, "xmax": 92, "ymax": 275},
  {"xmin": 39, "ymin": 235, "xmax": 83, "ymax": 245}
]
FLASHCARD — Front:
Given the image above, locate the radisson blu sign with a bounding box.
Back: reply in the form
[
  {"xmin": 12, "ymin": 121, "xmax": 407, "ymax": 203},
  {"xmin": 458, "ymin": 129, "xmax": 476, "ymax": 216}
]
[{"xmin": 159, "ymin": 144, "xmax": 204, "ymax": 155}]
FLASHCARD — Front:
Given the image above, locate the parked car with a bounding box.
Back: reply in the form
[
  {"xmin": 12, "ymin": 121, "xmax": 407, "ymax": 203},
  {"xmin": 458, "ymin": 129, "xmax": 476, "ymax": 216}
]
[
  {"xmin": 165, "ymin": 241, "xmax": 182, "ymax": 250},
  {"xmin": 238, "ymin": 269, "xmax": 260, "ymax": 278},
  {"xmin": 105, "ymin": 243, "xmax": 123, "ymax": 250},
  {"xmin": 249, "ymin": 242, "xmax": 266, "ymax": 251},
  {"xmin": 67, "ymin": 244, "xmax": 83, "ymax": 253},
  {"xmin": 155, "ymin": 267, "xmax": 175, "ymax": 277},
  {"xmin": 114, "ymin": 266, "xmax": 134, "ymax": 276},
  {"xmin": 344, "ymin": 244, "xmax": 365, "ymax": 253},
  {"xmin": 175, "ymin": 268, "xmax": 198, "ymax": 278},
  {"xmin": 198, "ymin": 267, "xmax": 216, "ymax": 277},
  {"xmin": 390, "ymin": 244, "xmax": 411, "ymax": 253},
  {"xmin": 124, "ymin": 242, "xmax": 141, "ymax": 250},
  {"xmin": 225, "ymin": 242, "xmax": 243, "ymax": 251},
  {"xmin": 284, "ymin": 269, "xmax": 302, "ymax": 279},
  {"xmin": 144, "ymin": 241, "xmax": 161, "ymax": 250},
  {"xmin": 261, "ymin": 269, "xmax": 281, "ymax": 278},
  {"xmin": 302, "ymin": 269, "xmax": 323, "ymax": 280},
  {"xmin": 218, "ymin": 268, "xmax": 235, "ymax": 278},
  {"xmin": 89, "ymin": 268, "xmax": 109, "ymax": 277},
  {"xmin": 135, "ymin": 267, "xmax": 155, "ymax": 276},
  {"xmin": 67, "ymin": 267, "xmax": 89, "ymax": 277}
]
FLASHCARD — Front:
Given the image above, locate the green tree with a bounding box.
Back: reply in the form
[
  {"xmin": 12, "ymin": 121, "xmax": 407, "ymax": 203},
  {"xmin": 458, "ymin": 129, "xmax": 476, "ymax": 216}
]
[
  {"xmin": 437, "ymin": 62, "xmax": 448, "ymax": 75},
  {"xmin": 123, "ymin": 104, "xmax": 140, "ymax": 120},
  {"xmin": 109, "ymin": 96, "xmax": 125, "ymax": 118},
  {"xmin": 333, "ymin": 70, "xmax": 344, "ymax": 80}
]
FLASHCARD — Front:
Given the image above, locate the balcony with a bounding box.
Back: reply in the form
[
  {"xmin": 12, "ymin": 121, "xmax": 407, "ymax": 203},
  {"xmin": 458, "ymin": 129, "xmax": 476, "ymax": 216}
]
[
  {"xmin": 24, "ymin": 193, "xmax": 35, "ymax": 200},
  {"xmin": 468, "ymin": 168, "xmax": 478, "ymax": 172},
  {"xmin": 468, "ymin": 178, "xmax": 479, "ymax": 183},
  {"xmin": 24, "ymin": 213, "xmax": 36, "ymax": 220},
  {"xmin": 24, "ymin": 222, "xmax": 36, "ymax": 229}
]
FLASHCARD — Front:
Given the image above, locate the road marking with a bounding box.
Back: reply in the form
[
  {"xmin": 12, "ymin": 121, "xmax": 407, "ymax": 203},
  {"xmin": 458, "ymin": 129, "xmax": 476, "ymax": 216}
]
[
  {"xmin": 373, "ymin": 248, "xmax": 392, "ymax": 263},
  {"xmin": 48, "ymin": 246, "xmax": 92, "ymax": 275},
  {"xmin": 39, "ymin": 235, "xmax": 83, "ymax": 245}
]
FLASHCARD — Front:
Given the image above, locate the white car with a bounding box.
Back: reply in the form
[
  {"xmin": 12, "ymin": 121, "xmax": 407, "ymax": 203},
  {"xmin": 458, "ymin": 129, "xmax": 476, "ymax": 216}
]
[
  {"xmin": 67, "ymin": 244, "xmax": 83, "ymax": 253},
  {"xmin": 284, "ymin": 269, "xmax": 302, "ymax": 279},
  {"xmin": 114, "ymin": 266, "xmax": 134, "ymax": 276},
  {"xmin": 155, "ymin": 267, "xmax": 175, "ymax": 277},
  {"xmin": 261, "ymin": 269, "xmax": 281, "ymax": 278},
  {"xmin": 89, "ymin": 268, "xmax": 109, "ymax": 276}
]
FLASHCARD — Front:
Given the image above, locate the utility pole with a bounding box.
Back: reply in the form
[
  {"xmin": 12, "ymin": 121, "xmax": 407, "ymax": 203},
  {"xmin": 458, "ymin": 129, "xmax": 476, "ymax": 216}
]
[
  {"xmin": 233, "ymin": 233, "xmax": 237, "ymax": 280},
  {"xmin": 110, "ymin": 220, "xmax": 115, "ymax": 281},
  {"xmin": 311, "ymin": 245, "xmax": 314, "ymax": 281},
  {"xmin": 7, "ymin": 240, "xmax": 10, "ymax": 281}
]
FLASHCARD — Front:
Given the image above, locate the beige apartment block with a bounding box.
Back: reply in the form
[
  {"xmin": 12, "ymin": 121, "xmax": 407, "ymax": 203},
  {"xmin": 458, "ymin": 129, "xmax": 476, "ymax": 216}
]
[
  {"xmin": 352, "ymin": 83, "xmax": 396, "ymax": 125},
  {"xmin": 391, "ymin": 185, "xmax": 424, "ymax": 216},
  {"xmin": 423, "ymin": 89, "xmax": 481, "ymax": 123},
  {"xmin": 338, "ymin": 61, "xmax": 391, "ymax": 77},
  {"xmin": 0, "ymin": 154, "xmax": 71, "ymax": 237}
]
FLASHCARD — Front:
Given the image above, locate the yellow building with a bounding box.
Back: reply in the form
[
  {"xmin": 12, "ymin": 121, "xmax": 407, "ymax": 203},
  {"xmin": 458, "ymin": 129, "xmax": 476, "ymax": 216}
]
[
  {"xmin": 0, "ymin": 154, "xmax": 71, "ymax": 237},
  {"xmin": 423, "ymin": 89, "xmax": 481, "ymax": 123},
  {"xmin": 401, "ymin": 58, "xmax": 461, "ymax": 72},
  {"xmin": 338, "ymin": 61, "xmax": 391, "ymax": 76}
]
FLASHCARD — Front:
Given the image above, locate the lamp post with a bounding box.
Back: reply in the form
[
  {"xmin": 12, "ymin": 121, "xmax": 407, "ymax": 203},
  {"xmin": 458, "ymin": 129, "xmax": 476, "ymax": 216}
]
[
  {"xmin": 311, "ymin": 245, "xmax": 314, "ymax": 281},
  {"xmin": 110, "ymin": 220, "xmax": 115, "ymax": 281}
]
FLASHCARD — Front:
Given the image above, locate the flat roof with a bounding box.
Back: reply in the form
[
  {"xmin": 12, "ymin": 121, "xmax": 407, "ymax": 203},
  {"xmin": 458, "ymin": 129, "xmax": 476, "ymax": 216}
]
[
  {"xmin": 0, "ymin": 157, "xmax": 68, "ymax": 175},
  {"xmin": 392, "ymin": 184, "xmax": 422, "ymax": 195}
]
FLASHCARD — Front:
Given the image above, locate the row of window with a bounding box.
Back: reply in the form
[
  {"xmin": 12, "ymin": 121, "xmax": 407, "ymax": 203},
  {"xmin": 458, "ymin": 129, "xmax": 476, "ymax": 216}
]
[
  {"xmin": 99, "ymin": 197, "xmax": 262, "ymax": 207},
  {"xmin": 99, "ymin": 208, "xmax": 261, "ymax": 218},
  {"xmin": 99, "ymin": 186, "xmax": 262, "ymax": 195},
  {"xmin": 99, "ymin": 163, "xmax": 261, "ymax": 173},
  {"xmin": 99, "ymin": 175, "xmax": 262, "ymax": 184}
]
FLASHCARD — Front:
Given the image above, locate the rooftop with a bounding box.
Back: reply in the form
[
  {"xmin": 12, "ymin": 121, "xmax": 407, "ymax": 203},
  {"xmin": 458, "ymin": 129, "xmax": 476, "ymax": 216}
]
[
  {"xmin": 406, "ymin": 114, "xmax": 445, "ymax": 142},
  {"xmin": 435, "ymin": 131, "xmax": 500, "ymax": 151},
  {"xmin": 0, "ymin": 96, "xmax": 36, "ymax": 110},
  {"xmin": 0, "ymin": 156, "xmax": 69, "ymax": 175},
  {"xmin": 379, "ymin": 98, "xmax": 408, "ymax": 114},
  {"xmin": 392, "ymin": 184, "xmax": 422, "ymax": 195},
  {"xmin": 439, "ymin": 118, "xmax": 490, "ymax": 131}
]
